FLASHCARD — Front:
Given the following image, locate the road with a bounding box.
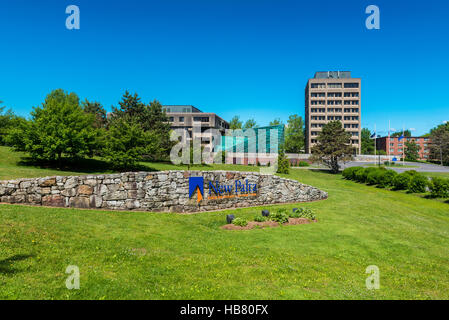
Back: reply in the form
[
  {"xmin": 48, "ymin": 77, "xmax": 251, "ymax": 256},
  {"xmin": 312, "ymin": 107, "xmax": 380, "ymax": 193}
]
[{"xmin": 341, "ymin": 161, "xmax": 449, "ymax": 174}]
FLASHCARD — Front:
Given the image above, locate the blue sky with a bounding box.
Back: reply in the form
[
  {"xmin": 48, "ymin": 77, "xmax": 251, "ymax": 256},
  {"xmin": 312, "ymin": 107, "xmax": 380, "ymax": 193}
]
[{"xmin": 0, "ymin": 0, "xmax": 448, "ymax": 136}]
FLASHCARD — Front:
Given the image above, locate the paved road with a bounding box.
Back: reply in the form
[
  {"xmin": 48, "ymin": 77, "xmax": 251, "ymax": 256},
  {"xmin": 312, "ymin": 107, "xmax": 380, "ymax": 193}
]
[{"xmin": 341, "ymin": 161, "xmax": 449, "ymax": 174}]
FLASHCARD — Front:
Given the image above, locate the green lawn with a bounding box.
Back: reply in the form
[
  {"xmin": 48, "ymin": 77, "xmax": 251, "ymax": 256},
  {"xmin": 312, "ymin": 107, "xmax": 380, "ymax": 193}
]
[
  {"xmin": 423, "ymin": 172, "xmax": 449, "ymax": 179},
  {"xmin": 1, "ymin": 147, "xmax": 449, "ymax": 299}
]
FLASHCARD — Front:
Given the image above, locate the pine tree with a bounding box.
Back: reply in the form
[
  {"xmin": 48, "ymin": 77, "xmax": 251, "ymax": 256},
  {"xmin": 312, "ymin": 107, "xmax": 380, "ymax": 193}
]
[{"xmin": 310, "ymin": 121, "xmax": 354, "ymax": 173}]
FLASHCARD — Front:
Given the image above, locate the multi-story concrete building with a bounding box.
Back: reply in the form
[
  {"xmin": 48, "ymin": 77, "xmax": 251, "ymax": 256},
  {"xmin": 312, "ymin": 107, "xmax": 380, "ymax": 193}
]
[
  {"xmin": 163, "ymin": 105, "xmax": 229, "ymax": 153},
  {"xmin": 376, "ymin": 136, "xmax": 432, "ymax": 160},
  {"xmin": 305, "ymin": 71, "xmax": 361, "ymax": 154}
]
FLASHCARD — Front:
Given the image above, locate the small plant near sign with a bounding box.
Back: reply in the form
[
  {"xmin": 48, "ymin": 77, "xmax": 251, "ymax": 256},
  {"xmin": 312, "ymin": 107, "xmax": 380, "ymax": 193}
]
[{"xmin": 232, "ymin": 217, "xmax": 248, "ymax": 227}]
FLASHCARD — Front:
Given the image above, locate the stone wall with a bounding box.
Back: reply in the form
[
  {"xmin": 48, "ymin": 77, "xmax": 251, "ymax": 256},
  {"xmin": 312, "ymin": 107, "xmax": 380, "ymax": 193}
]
[{"xmin": 0, "ymin": 171, "xmax": 328, "ymax": 213}]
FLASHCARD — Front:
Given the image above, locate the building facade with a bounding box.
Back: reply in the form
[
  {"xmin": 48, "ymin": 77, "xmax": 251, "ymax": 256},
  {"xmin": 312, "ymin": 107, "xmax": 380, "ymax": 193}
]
[
  {"xmin": 163, "ymin": 105, "xmax": 230, "ymax": 153},
  {"xmin": 222, "ymin": 125, "xmax": 285, "ymax": 165},
  {"xmin": 376, "ymin": 136, "xmax": 432, "ymax": 160},
  {"xmin": 305, "ymin": 71, "xmax": 361, "ymax": 154}
]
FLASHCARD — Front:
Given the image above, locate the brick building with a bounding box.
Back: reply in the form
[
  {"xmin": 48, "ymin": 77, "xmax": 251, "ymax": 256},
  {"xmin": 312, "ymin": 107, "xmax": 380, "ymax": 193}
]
[{"xmin": 376, "ymin": 136, "xmax": 432, "ymax": 160}]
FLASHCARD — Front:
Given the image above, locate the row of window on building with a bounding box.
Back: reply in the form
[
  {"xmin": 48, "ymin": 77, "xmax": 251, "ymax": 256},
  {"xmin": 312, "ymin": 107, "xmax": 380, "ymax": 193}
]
[
  {"xmin": 311, "ymin": 116, "xmax": 359, "ymax": 121},
  {"xmin": 311, "ymin": 131, "xmax": 359, "ymax": 137},
  {"xmin": 311, "ymin": 92, "xmax": 359, "ymax": 98},
  {"xmin": 310, "ymin": 139, "xmax": 359, "ymax": 145},
  {"xmin": 311, "ymin": 83, "xmax": 359, "ymax": 89},
  {"xmin": 311, "ymin": 100, "xmax": 359, "ymax": 105},
  {"xmin": 310, "ymin": 108, "xmax": 359, "ymax": 113},
  {"xmin": 168, "ymin": 116, "xmax": 210, "ymax": 123}
]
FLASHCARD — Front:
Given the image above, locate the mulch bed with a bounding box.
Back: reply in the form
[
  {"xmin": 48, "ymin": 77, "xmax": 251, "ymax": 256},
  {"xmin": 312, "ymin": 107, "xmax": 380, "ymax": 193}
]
[{"xmin": 221, "ymin": 218, "xmax": 317, "ymax": 230}]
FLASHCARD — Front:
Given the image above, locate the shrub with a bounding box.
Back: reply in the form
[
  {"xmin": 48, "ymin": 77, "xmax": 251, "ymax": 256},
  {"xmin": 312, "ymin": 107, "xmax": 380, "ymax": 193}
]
[
  {"xmin": 393, "ymin": 173, "xmax": 412, "ymax": 190},
  {"xmin": 429, "ymin": 177, "xmax": 449, "ymax": 198},
  {"xmin": 342, "ymin": 167, "xmax": 359, "ymax": 180},
  {"xmin": 366, "ymin": 168, "xmax": 385, "ymax": 185},
  {"xmin": 290, "ymin": 208, "xmax": 316, "ymax": 220},
  {"xmin": 232, "ymin": 217, "xmax": 248, "ymax": 227},
  {"xmin": 408, "ymin": 174, "xmax": 428, "ymax": 193},
  {"xmin": 356, "ymin": 167, "xmax": 377, "ymax": 183},
  {"xmin": 404, "ymin": 170, "xmax": 419, "ymax": 176},
  {"xmin": 254, "ymin": 215, "xmax": 268, "ymax": 222},
  {"xmin": 377, "ymin": 170, "xmax": 398, "ymax": 188},
  {"xmin": 354, "ymin": 167, "xmax": 368, "ymax": 183},
  {"xmin": 297, "ymin": 161, "xmax": 310, "ymax": 167},
  {"xmin": 269, "ymin": 209, "xmax": 289, "ymax": 224}
]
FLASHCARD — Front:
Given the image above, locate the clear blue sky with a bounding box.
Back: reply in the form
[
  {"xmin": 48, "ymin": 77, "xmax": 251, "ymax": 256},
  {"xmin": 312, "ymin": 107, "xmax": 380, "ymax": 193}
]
[{"xmin": 0, "ymin": 0, "xmax": 448, "ymax": 136}]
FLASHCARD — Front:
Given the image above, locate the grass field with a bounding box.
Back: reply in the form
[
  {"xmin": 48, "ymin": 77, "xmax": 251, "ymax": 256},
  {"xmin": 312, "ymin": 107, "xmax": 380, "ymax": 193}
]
[{"xmin": 1, "ymin": 147, "xmax": 449, "ymax": 299}]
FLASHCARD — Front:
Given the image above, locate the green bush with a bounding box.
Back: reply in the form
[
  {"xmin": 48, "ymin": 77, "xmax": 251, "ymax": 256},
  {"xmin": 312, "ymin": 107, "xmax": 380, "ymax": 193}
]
[
  {"xmin": 232, "ymin": 217, "xmax": 248, "ymax": 227},
  {"xmin": 404, "ymin": 170, "xmax": 419, "ymax": 176},
  {"xmin": 393, "ymin": 173, "xmax": 412, "ymax": 190},
  {"xmin": 408, "ymin": 174, "xmax": 428, "ymax": 193},
  {"xmin": 290, "ymin": 208, "xmax": 316, "ymax": 220},
  {"xmin": 297, "ymin": 161, "xmax": 310, "ymax": 167},
  {"xmin": 354, "ymin": 167, "xmax": 368, "ymax": 182},
  {"xmin": 366, "ymin": 168, "xmax": 385, "ymax": 185},
  {"xmin": 269, "ymin": 209, "xmax": 289, "ymax": 224},
  {"xmin": 254, "ymin": 215, "xmax": 267, "ymax": 222},
  {"xmin": 377, "ymin": 170, "xmax": 398, "ymax": 188},
  {"xmin": 429, "ymin": 177, "xmax": 449, "ymax": 198},
  {"xmin": 342, "ymin": 167, "xmax": 359, "ymax": 180}
]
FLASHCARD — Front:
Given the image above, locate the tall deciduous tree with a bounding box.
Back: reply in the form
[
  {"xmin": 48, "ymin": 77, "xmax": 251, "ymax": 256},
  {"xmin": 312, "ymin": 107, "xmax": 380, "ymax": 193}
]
[
  {"xmin": 361, "ymin": 128, "xmax": 375, "ymax": 155},
  {"xmin": 310, "ymin": 121, "xmax": 354, "ymax": 173},
  {"xmin": 243, "ymin": 118, "xmax": 257, "ymax": 129},
  {"xmin": 391, "ymin": 130, "xmax": 412, "ymax": 138},
  {"xmin": 284, "ymin": 114, "xmax": 304, "ymax": 153},
  {"xmin": 270, "ymin": 118, "xmax": 283, "ymax": 126},
  {"xmin": 6, "ymin": 89, "xmax": 97, "ymax": 166},
  {"xmin": 229, "ymin": 116, "xmax": 243, "ymax": 130}
]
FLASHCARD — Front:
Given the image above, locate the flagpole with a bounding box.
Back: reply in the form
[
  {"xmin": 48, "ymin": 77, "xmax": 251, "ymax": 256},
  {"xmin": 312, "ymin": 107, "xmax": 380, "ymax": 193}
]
[
  {"xmin": 374, "ymin": 124, "xmax": 377, "ymax": 165},
  {"xmin": 403, "ymin": 125, "xmax": 405, "ymax": 166},
  {"xmin": 387, "ymin": 120, "xmax": 390, "ymax": 163}
]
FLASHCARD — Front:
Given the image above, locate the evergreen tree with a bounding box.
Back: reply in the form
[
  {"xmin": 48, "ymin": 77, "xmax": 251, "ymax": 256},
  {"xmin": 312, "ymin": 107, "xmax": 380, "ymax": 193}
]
[
  {"xmin": 429, "ymin": 123, "xmax": 449, "ymax": 165},
  {"xmin": 103, "ymin": 117, "xmax": 157, "ymax": 170},
  {"xmin": 310, "ymin": 121, "xmax": 354, "ymax": 173},
  {"xmin": 276, "ymin": 146, "xmax": 290, "ymax": 174},
  {"xmin": 405, "ymin": 139, "xmax": 420, "ymax": 161},
  {"xmin": 82, "ymin": 99, "xmax": 107, "ymax": 128}
]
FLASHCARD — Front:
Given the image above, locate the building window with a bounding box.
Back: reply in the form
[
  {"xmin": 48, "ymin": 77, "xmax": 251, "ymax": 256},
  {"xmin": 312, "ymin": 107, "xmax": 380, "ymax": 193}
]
[
  {"xmin": 179, "ymin": 117, "xmax": 184, "ymax": 122},
  {"xmin": 193, "ymin": 117, "xmax": 209, "ymax": 122},
  {"xmin": 344, "ymin": 83, "xmax": 359, "ymax": 88},
  {"xmin": 328, "ymin": 83, "xmax": 342, "ymax": 88},
  {"xmin": 311, "ymin": 83, "xmax": 326, "ymax": 88},
  {"xmin": 169, "ymin": 117, "xmax": 174, "ymax": 122}
]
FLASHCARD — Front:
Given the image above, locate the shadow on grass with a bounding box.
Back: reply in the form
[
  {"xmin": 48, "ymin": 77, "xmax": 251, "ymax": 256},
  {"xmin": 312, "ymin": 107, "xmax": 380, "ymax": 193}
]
[
  {"xmin": 17, "ymin": 156, "xmax": 160, "ymax": 174},
  {"xmin": 0, "ymin": 254, "xmax": 34, "ymax": 275}
]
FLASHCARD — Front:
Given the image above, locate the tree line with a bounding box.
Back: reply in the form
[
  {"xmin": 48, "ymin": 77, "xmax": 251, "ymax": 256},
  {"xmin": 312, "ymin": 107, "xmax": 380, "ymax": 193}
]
[{"xmin": 2, "ymin": 89, "xmax": 172, "ymax": 169}]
